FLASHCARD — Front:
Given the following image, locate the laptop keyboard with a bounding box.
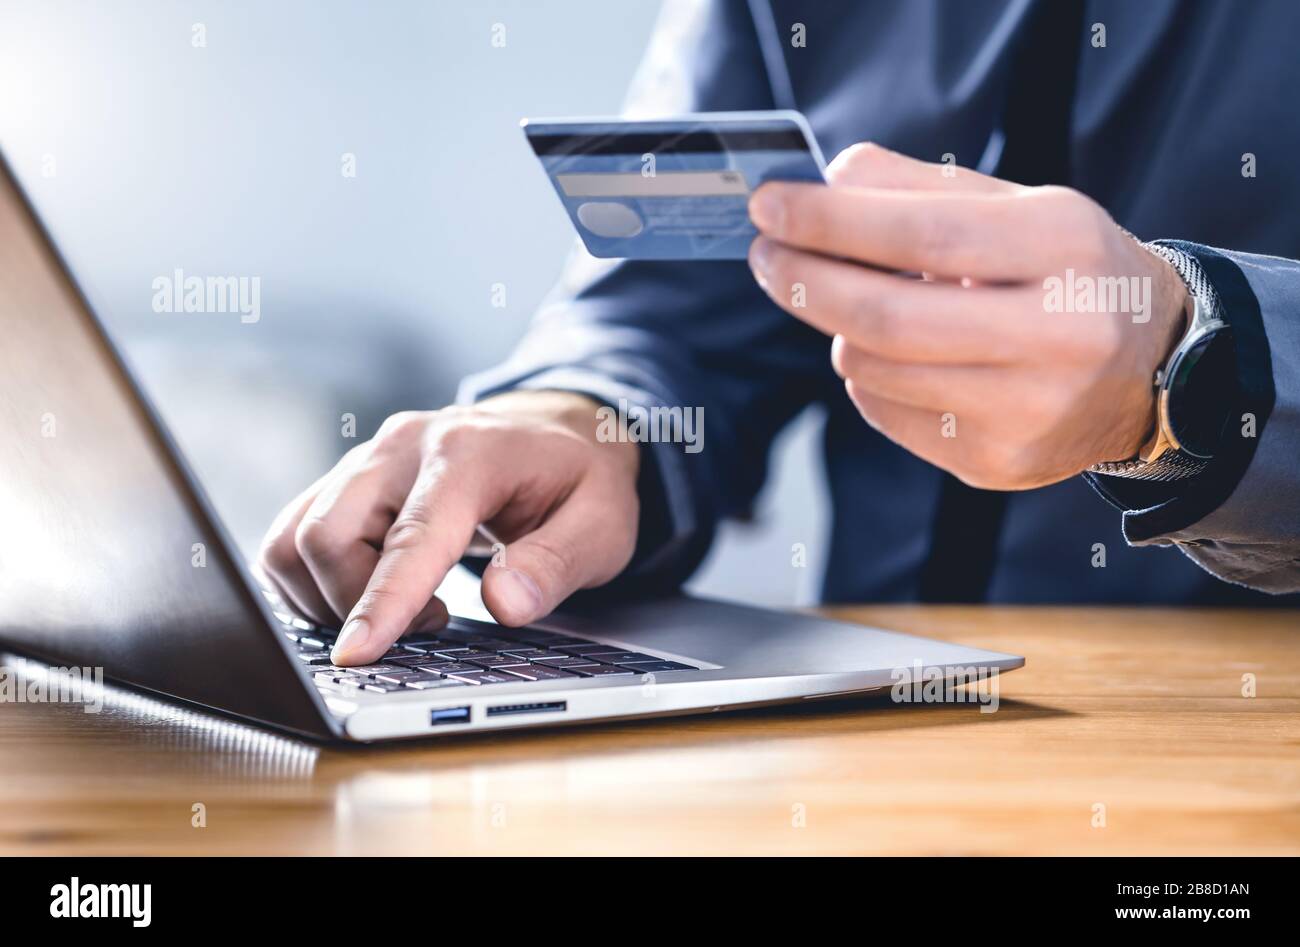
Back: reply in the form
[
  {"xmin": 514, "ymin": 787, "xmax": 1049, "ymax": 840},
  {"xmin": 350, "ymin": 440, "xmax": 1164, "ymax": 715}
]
[{"xmin": 266, "ymin": 598, "xmax": 699, "ymax": 696}]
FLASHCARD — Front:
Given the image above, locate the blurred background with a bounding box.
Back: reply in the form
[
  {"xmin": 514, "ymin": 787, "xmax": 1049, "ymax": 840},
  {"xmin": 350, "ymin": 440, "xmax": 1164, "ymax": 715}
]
[{"xmin": 0, "ymin": 0, "xmax": 828, "ymax": 608}]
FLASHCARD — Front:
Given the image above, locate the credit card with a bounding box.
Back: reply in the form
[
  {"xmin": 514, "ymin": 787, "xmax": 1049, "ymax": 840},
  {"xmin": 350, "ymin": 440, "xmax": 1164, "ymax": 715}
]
[{"xmin": 522, "ymin": 111, "xmax": 826, "ymax": 260}]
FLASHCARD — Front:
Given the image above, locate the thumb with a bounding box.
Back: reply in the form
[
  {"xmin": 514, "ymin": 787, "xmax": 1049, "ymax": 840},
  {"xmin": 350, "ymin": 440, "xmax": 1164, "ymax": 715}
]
[
  {"xmin": 827, "ymin": 141, "xmax": 1017, "ymax": 194},
  {"xmin": 479, "ymin": 484, "xmax": 637, "ymax": 626}
]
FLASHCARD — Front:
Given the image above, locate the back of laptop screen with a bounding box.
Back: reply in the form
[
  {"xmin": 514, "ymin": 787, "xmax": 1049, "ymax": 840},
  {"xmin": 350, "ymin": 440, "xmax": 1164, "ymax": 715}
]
[{"xmin": 0, "ymin": 158, "xmax": 330, "ymax": 737}]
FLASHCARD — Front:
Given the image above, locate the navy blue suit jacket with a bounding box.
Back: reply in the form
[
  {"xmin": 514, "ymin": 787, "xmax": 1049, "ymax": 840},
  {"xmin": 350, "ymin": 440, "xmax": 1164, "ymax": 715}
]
[{"xmin": 463, "ymin": 0, "xmax": 1300, "ymax": 605}]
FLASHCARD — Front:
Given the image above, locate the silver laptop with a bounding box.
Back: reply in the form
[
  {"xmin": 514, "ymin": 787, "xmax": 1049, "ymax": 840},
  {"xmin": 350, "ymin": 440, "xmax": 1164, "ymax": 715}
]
[{"xmin": 0, "ymin": 152, "xmax": 1024, "ymax": 743}]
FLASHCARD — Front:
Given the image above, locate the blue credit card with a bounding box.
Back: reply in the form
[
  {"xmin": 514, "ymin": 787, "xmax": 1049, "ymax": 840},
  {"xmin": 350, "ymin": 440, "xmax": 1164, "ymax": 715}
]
[{"xmin": 522, "ymin": 111, "xmax": 826, "ymax": 260}]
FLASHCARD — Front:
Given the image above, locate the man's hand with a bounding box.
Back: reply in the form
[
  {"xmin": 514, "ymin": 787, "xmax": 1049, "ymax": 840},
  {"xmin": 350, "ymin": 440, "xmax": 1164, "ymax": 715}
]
[
  {"xmin": 258, "ymin": 391, "xmax": 640, "ymax": 666},
  {"xmin": 747, "ymin": 143, "xmax": 1189, "ymax": 490}
]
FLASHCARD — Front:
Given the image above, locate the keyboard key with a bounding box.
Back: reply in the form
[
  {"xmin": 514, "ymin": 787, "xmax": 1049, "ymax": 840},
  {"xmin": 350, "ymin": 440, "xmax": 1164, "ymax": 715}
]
[
  {"xmin": 297, "ymin": 636, "xmax": 328, "ymax": 651},
  {"xmin": 445, "ymin": 671, "xmax": 520, "ymax": 685},
  {"xmin": 529, "ymin": 656, "xmax": 596, "ymax": 668},
  {"xmin": 500, "ymin": 649, "xmax": 568, "ymax": 660},
  {"xmin": 466, "ymin": 655, "xmax": 528, "ymax": 669},
  {"xmin": 393, "ymin": 642, "xmax": 434, "ymax": 654},
  {"xmin": 296, "ymin": 653, "xmax": 336, "ymax": 666},
  {"xmin": 347, "ymin": 664, "xmax": 403, "ymax": 676},
  {"xmin": 382, "ymin": 655, "xmax": 449, "ymax": 668},
  {"xmin": 500, "ymin": 665, "xmax": 576, "ymax": 681},
  {"xmin": 434, "ymin": 648, "xmax": 496, "ymax": 660},
  {"xmin": 403, "ymin": 677, "xmax": 468, "ymax": 690},
  {"xmin": 419, "ymin": 662, "xmax": 482, "ymax": 675},
  {"xmin": 406, "ymin": 638, "xmax": 506, "ymax": 653},
  {"xmin": 362, "ymin": 682, "xmax": 406, "ymax": 693},
  {"xmin": 583, "ymin": 651, "xmax": 659, "ymax": 664},
  {"xmin": 568, "ymin": 665, "xmax": 636, "ymax": 677},
  {"xmin": 373, "ymin": 670, "xmax": 428, "ymax": 685},
  {"xmin": 462, "ymin": 639, "xmax": 517, "ymax": 651},
  {"xmin": 617, "ymin": 661, "xmax": 698, "ymax": 673},
  {"xmin": 397, "ymin": 636, "xmax": 451, "ymax": 649},
  {"xmin": 318, "ymin": 677, "xmax": 369, "ymax": 691},
  {"xmin": 310, "ymin": 665, "xmax": 349, "ymax": 677},
  {"xmin": 557, "ymin": 643, "xmax": 624, "ymax": 656}
]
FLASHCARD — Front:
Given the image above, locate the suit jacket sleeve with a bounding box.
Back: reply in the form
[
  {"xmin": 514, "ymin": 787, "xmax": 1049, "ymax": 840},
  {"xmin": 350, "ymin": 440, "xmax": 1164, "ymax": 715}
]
[{"xmin": 1087, "ymin": 242, "xmax": 1300, "ymax": 594}]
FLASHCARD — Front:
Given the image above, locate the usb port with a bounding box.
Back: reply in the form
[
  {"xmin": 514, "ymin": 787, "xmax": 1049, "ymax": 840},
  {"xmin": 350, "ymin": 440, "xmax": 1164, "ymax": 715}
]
[
  {"xmin": 429, "ymin": 706, "xmax": 471, "ymax": 725},
  {"xmin": 486, "ymin": 701, "xmax": 567, "ymax": 718}
]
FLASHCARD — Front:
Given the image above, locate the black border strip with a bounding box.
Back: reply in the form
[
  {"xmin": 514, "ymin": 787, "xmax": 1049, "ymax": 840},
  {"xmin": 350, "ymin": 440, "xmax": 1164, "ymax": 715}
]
[{"xmin": 17, "ymin": 855, "xmax": 1288, "ymax": 928}]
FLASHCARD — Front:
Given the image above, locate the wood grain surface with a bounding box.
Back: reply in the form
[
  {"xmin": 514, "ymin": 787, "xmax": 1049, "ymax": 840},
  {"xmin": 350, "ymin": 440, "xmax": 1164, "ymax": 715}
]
[{"xmin": 2, "ymin": 606, "xmax": 1297, "ymax": 855}]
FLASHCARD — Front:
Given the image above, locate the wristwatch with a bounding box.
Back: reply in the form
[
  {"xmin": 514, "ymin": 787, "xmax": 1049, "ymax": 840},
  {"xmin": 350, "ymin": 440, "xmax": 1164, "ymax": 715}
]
[{"xmin": 1088, "ymin": 243, "xmax": 1235, "ymax": 482}]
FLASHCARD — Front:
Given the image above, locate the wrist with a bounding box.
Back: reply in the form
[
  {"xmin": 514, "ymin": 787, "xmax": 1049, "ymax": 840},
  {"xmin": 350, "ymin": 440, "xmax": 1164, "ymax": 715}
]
[
  {"xmin": 1114, "ymin": 254, "xmax": 1192, "ymax": 459},
  {"xmin": 1090, "ymin": 241, "xmax": 1233, "ymax": 482}
]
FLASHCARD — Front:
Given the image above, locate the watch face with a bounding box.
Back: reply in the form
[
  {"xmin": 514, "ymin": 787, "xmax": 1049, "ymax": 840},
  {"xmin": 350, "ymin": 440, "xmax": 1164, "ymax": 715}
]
[{"xmin": 1165, "ymin": 327, "xmax": 1235, "ymax": 458}]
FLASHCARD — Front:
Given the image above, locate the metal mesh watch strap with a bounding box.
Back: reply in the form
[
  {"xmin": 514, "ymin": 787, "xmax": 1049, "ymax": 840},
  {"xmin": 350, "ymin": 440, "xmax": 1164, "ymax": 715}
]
[
  {"xmin": 1088, "ymin": 450, "xmax": 1209, "ymax": 482},
  {"xmin": 1086, "ymin": 242, "xmax": 1220, "ymax": 482},
  {"xmin": 1146, "ymin": 242, "xmax": 1223, "ymax": 321}
]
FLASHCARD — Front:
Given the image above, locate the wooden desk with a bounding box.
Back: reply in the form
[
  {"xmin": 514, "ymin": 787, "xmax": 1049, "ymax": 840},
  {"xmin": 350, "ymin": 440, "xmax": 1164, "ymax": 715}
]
[{"xmin": 2, "ymin": 606, "xmax": 1297, "ymax": 856}]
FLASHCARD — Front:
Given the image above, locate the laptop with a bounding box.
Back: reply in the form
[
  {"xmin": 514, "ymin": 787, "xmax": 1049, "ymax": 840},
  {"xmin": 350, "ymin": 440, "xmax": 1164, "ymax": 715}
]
[{"xmin": 0, "ymin": 152, "xmax": 1024, "ymax": 743}]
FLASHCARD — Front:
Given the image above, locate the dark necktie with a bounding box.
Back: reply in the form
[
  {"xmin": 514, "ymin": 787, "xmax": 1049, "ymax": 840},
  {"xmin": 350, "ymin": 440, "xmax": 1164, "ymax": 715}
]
[{"xmin": 916, "ymin": 0, "xmax": 1087, "ymax": 603}]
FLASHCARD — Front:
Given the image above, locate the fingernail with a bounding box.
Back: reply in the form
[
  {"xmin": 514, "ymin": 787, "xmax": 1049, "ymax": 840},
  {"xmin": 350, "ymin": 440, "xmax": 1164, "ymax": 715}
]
[
  {"xmin": 830, "ymin": 333, "xmax": 848, "ymax": 377},
  {"xmin": 748, "ymin": 186, "xmax": 785, "ymax": 234},
  {"xmin": 331, "ymin": 617, "xmax": 371, "ymax": 664},
  {"xmin": 496, "ymin": 568, "xmax": 543, "ymax": 623}
]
